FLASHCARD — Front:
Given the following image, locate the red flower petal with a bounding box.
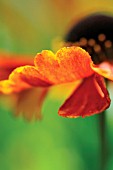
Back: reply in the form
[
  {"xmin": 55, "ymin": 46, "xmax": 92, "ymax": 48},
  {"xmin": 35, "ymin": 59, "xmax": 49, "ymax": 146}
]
[
  {"xmin": 0, "ymin": 53, "xmax": 34, "ymax": 80},
  {"xmin": 59, "ymin": 74, "xmax": 110, "ymax": 118},
  {"xmin": 35, "ymin": 46, "xmax": 94, "ymax": 84},
  {"xmin": 0, "ymin": 53, "xmax": 34, "ymax": 68}
]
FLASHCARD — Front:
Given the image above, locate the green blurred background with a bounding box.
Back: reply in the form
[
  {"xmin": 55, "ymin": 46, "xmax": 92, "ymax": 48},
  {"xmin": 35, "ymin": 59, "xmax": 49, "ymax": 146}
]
[{"xmin": 1, "ymin": 0, "xmax": 113, "ymax": 169}]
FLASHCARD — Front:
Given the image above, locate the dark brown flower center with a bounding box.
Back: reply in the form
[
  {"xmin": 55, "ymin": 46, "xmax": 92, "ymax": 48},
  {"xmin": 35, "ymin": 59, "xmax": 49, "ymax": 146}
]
[{"xmin": 65, "ymin": 13, "xmax": 113, "ymax": 64}]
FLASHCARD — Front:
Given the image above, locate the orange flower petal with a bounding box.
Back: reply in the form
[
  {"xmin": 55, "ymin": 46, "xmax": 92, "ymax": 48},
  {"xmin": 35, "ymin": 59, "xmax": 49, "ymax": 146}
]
[
  {"xmin": 15, "ymin": 66, "xmax": 52, "ymax": 87},
  {"xmin": 59, "ymin": 74, "xmax": 110, "ymax": 118},
  {"xmin": 9, "ymin": 66, "xmax": 52, "ymax": 87},
  {"xmin": 91, "ymin": 62, "xmax": 113, "ymax": 81},
  {"xmin": 0, "ymin": 47, "xmax": 95, "ymax": 94},
  {"xmin": 0, "ymin": 66, "xmax": 51, "ymax": 94},
  {"xmin": 35, "ymin": 46, "xmax": 94, "ymax": 84},
  {"xmin": 13, "ymin": 88, "xmax": 48, "ymax": 121}
]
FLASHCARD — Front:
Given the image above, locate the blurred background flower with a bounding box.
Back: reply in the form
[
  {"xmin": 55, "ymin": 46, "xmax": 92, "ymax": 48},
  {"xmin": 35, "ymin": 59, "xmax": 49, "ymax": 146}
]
[{"xmin": 1, "ymin": 0, "xmax": 113, "ymax": 170}]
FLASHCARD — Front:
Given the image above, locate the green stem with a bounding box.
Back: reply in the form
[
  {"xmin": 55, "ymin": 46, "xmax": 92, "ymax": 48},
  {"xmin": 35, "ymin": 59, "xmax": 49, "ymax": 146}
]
[{"xmin": 100, "ymin": 111, "xmax": 107, "ymax": 170}]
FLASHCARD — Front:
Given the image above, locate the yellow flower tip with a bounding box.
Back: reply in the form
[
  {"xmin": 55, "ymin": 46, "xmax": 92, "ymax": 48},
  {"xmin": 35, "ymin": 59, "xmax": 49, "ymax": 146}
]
[
  {"xmin": 59, "ymin": 110, "xmax": 79, "ymax": 118},
  {"xmin": 0, "ymin": 80, "xmax": 15, "ymax": 94},
  {"xmin": 91, "ymin": 62, "xmax": 113, "ymax": 81}
]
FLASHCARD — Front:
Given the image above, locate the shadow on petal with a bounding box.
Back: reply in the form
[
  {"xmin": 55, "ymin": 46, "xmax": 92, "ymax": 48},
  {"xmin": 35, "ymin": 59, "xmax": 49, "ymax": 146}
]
[{"xmin": 13, "ymin": 88, "xmax": 48, "ymax": 121}]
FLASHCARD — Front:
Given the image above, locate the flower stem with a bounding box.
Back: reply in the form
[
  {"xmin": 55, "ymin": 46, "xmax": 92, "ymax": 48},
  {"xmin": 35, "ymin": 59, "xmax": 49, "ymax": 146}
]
[{"xmin": 100, "ymin": 111, "xmax": 107, "ymax": 170}]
